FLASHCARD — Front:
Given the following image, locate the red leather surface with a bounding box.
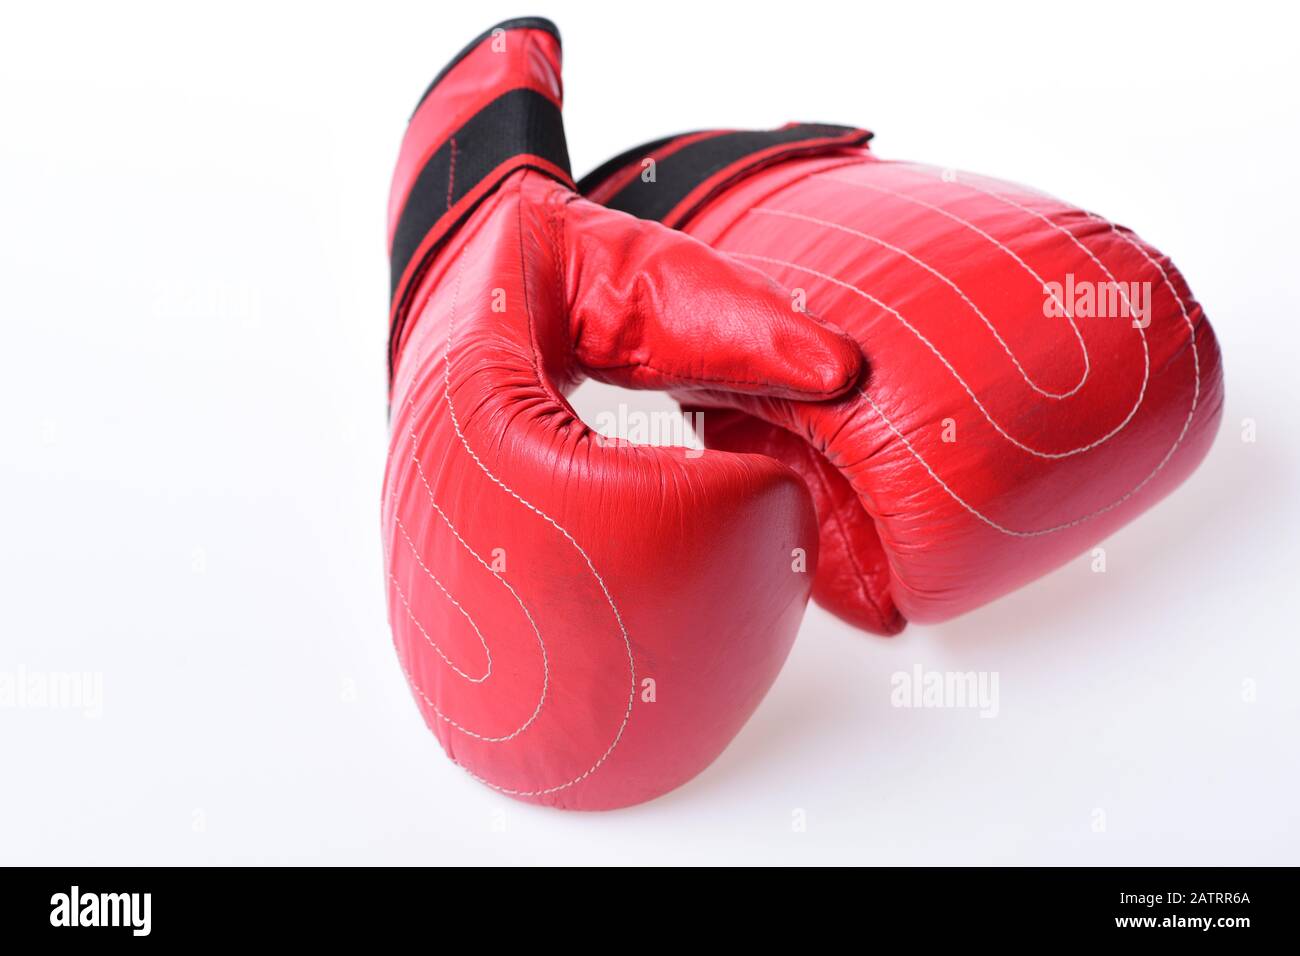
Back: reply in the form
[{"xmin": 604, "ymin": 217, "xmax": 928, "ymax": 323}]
[
  {"xmin": 382, "ymin": 30, "xmax": 862, "ymax": 808},
  {"xmin": 659, "ymin": 151, "xmax": 1224, "ymax": 633}
]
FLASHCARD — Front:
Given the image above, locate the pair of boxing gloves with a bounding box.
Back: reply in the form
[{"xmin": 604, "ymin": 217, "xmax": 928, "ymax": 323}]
[{"xmin": 382, "ymin": 17, "xmax": 1224, "ymax": 809}]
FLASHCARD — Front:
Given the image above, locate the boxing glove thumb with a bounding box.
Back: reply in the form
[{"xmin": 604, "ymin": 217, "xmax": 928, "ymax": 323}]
[{"xmin": 561, "ymin": 198, "xmax": 860, "ymax": 399}]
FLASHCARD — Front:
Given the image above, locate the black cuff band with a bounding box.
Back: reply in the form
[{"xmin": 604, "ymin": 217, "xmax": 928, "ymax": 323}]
[
  {"xmin": 387, "ymin": 17, "xmax": 571, "ymax": 381},
  {"xmin": 389, "ymin": 87, "xmax": 570, "ymax": 303},
  {"xmin": 579, "ymin": 124, "xmax": 872, "ymax": 226}
]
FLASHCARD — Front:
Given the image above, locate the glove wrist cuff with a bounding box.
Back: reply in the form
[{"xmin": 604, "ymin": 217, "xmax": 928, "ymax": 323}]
[
  {"xmin": 579, "ymin": 124, "xmax": 872, "ymax": 228},
  {"xmin": 387, "ymin": 17, "xmax": 573, "ymax": 379}
]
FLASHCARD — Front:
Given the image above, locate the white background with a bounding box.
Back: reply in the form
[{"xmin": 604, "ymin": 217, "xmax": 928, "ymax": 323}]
[{"xmin": 2, "ymin": 0, "xmax": 1297, "ymax": 865}]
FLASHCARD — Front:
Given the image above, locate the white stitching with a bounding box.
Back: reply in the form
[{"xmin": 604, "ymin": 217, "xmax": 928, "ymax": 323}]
[
  {"xmin": 391, "ymin": 229, "xmax": 636, "ymax": 798},
  {"xmin": 388, "ymin": 267, "xmax": 549, "ymax": 744},
  {"xmin": 388, "ymin": 542, "xmax": 491, "ymax": 683},
  {"xmin": 940, "ymin": 167, "xmax": 1203, "ymax": 522},
  {"xmin": 727, "ymin": 164, "xmax": 1202, "ymax": 536},
  {"xmin": 817, "ymin": 173, "xmax": 1156, "ymax": 457},
  {"xmin": 749, "ymin": 206, "xmax": 1085, "ymax": 400},
  {"xmin": 898, "ymin": 161, "xmax": 1201, "ymax": 391},
  {"xmin": 823, "ymin": 172, "xmax": 1095, "ymax": 384},
  {"xmin": 732, "ymin": 251, "xmax": 1142, "ymax": 460},
  {"xmin": 954, "ymin": 174, "xmax": 1139, "ymax": 315}
]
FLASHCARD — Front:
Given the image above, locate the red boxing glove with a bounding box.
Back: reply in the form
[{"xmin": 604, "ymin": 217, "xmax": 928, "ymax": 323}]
[
  {"xmin": 583, "ymin": 126, "xmax": 1224, "ymax": 634},
  {"xmin": 384, "ymin": 21, "xmax": 861, "ymax": 809}
]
